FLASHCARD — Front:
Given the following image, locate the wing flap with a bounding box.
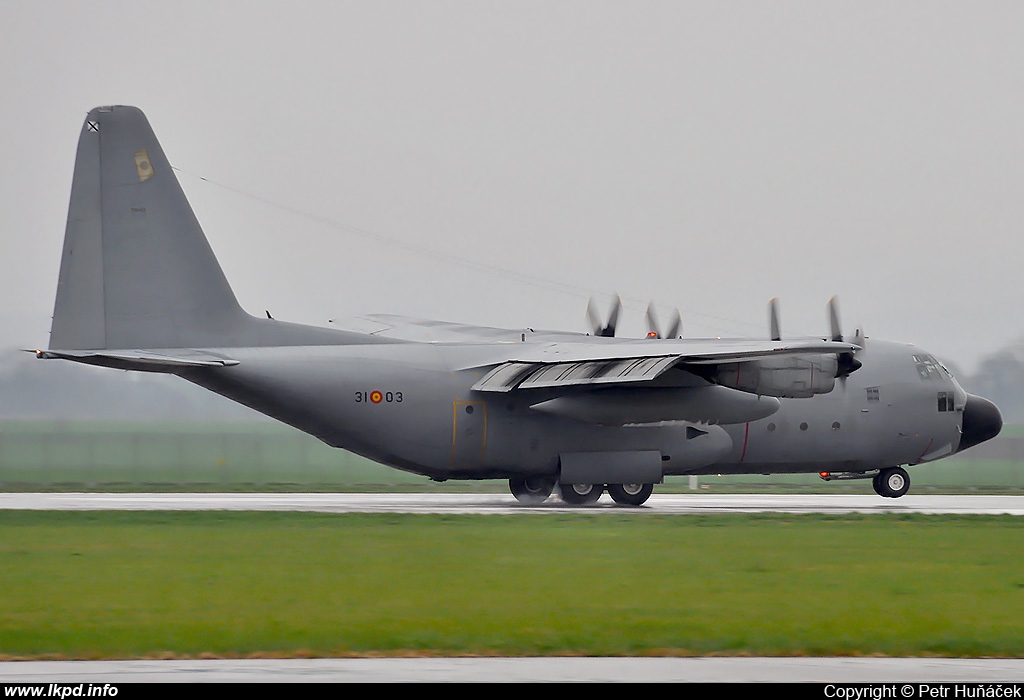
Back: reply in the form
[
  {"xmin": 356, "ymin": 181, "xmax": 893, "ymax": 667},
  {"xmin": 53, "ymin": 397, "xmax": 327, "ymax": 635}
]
[
  {"xmin": 473, "ymin": 356, "xmax": 680, "ymax": 392},
  {"xmin": 505, "ymin": 338, "xmax": 857, "ymax": 365}
]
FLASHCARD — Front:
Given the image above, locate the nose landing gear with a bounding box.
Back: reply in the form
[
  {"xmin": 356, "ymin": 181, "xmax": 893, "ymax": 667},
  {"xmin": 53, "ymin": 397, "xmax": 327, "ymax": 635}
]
[{"xmin": 872, "ymin": 467, "xmax": 910, "ymax": 498}]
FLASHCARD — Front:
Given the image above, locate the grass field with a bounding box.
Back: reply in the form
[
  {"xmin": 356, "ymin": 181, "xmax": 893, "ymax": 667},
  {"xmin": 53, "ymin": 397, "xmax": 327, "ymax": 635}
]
[{"xmin": 2, "ymin": 511, "xmax": 1024, "ymax": 659}]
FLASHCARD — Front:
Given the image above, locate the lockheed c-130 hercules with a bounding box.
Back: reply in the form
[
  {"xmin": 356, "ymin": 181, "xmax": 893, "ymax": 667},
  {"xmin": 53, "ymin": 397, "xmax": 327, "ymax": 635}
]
[{"xmin": 36, "ymin": 106, "xmax": 1003, "ymax": 506}]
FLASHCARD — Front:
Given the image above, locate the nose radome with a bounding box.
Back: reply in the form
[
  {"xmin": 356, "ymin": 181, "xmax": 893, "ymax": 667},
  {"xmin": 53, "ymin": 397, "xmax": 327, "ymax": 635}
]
[{"xmin": 958, "ymin": 394, "xmax": 1003, "ymax": 453}]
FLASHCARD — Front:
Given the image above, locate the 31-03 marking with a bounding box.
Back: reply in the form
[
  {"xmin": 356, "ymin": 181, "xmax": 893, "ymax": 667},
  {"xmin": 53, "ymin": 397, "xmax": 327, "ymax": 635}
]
[{"xmin": 355, "ymin": 390, "xmax": 404, "ymax": 404}]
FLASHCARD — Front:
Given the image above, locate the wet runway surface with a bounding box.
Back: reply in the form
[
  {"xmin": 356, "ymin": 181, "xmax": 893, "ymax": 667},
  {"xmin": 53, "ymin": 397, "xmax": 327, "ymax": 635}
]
[
  {"xmin": 2, "ymin": 492, "xmax": 1024, "ymax": 514},
  {"xmin": 2, "ymin": 657, "xmax": 1024, "ymax": 683}
]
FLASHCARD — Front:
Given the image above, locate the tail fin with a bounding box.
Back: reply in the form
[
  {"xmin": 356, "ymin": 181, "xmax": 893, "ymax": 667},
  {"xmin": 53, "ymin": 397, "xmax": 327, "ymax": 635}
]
[
  {"xmin": 49, "ymin": 106, "xmax": 352, "ymax": 351},
  {"xmin": 50, "ymin": 106, "xmax": 248, "ymax": 350}
]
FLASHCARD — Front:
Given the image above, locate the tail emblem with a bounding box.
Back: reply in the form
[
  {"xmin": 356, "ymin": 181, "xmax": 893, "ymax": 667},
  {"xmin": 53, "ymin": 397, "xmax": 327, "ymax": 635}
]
[{"xmin": 133, "ymin": 149, "xmax": 154, "ymax": 182}]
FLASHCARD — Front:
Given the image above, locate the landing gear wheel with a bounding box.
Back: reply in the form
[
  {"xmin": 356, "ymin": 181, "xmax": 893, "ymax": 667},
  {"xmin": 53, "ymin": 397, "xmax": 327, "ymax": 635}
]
[
  {"xmin": 873, "ymin": 467, "xmax": 910, "ymax": 498},
  {"xmin": 509, "ymin": 476, "xmax": 556, "ymax": 504},
  {"xmin": 559, "ymin": 483, "xmax": 604, "ymax": 506},
  {"xmin": 607, "ymin": 483, "xmax": 654, "ymax": 506}
]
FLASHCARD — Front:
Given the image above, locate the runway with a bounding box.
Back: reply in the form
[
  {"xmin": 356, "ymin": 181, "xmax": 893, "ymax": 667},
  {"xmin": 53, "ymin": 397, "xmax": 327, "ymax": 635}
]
[
  {"xmin": 3, "ymin": 657, "xmax": 1024, "ymax": 683},
  {"xmin": 2, "ymin": 492, "xmax": 1024, "ymax": 514}
]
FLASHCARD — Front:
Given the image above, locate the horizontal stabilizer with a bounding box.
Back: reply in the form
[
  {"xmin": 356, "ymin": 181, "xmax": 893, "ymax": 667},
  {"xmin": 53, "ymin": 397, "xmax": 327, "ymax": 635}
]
[{"xmin": 34, "ymin": 348, "xmax": 239, "ymax": 372}]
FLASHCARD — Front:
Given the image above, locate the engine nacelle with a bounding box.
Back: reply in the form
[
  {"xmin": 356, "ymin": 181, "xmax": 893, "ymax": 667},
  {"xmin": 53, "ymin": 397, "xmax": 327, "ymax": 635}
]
[{"xmin": 711, "ymin": 354, "xmax": 839, "ymax": 398}]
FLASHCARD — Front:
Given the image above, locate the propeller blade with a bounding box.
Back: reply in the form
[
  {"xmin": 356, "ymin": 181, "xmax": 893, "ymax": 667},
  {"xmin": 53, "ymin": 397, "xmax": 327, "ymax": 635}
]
[
  {"xmin": 645, "ymin": 303, "xmax": 682, "ymax": 339},
  {"xmin": 586, "ymin": 294, "xmax": 622, "ymax": 337},
  {"xmin": 827, "ymin": 296, "xmax": 843, "ymax": 343},
  {"xmin": 586, "ymin": 298, "xmax": 603, "ymax": 336},
  {"xmin": 840, "ymin": 324, "xmax": 865, "ymax": 384},
  {"xmin": 644, "ymin": 302, "xmax": 660, "ymax": 339},
  {"xmin": 768, "ymin": 298, "xmax": 781, "ymax": 341},
  {"xmin": 665, "ymin": 309, "xmax": 682, "ymax": 339},
  {"xmin": 603, "ymin": 294, "xmax": 622, "ymax": 337},
  {"xmin": 854, "ymin": 326, "xmax": 866, "ymax": 348},
  {"xmin": 826, "ymin": 297, "xmax": 862, "ymax": 382}
]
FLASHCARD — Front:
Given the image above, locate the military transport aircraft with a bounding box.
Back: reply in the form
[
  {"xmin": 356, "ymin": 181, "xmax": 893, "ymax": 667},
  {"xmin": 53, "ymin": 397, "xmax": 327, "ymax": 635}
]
[{"xmin": 36, "ymin": 106, "xmax": 1003, "ymax": 506}]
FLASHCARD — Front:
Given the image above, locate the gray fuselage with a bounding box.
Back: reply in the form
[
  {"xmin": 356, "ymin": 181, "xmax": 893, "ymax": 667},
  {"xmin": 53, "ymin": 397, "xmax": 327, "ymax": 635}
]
[{"xmin": 178, "ymin": 336, "xmax": 968, "ymax": 482}]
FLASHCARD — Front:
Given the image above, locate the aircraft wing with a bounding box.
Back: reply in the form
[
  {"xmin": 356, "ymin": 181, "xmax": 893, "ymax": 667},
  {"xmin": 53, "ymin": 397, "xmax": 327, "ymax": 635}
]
[
  {"xmin": 470, "ymin": 337, "xmax": 859, "ymax": 394},
  {"xmin": 337, "ymin": 314, "xmax": 860, "ymax": 397}
]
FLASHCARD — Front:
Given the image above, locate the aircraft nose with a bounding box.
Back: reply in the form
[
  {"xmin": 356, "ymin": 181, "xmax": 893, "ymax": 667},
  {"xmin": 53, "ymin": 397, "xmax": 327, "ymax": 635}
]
[{"xmin": 958, "ymin": 394, "xmax": 1003, "ymax": 452}]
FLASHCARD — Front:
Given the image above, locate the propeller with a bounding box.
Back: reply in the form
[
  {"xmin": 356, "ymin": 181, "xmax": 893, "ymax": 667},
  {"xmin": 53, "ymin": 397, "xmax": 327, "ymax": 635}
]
[
  {"xmin": 826, "ymin": 296, "xmax": 863, "ymax": 381},
  {"xmin": 644, "ymin": 302, "xmax": 682, "ymax": 339},
  {"xmin": 768, "ymin": 298, "xmax": 781, "ymax": 341},
  {"xmin": 586, "ymin": 294, "xmax": 622, "ymax": 337},
  {"xmin": 769, "ymin": 296, "xmax": 862, "ymax": 385},
  {"xmin": 827, "ymin": 296, "xmax": 843, "ymax": 343}
]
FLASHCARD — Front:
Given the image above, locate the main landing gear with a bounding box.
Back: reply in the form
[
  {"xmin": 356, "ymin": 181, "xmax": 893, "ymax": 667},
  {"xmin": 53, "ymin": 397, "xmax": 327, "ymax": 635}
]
[
  {"xmin": 606, "ymin": 482, "xmax": 655, "ymax": 506},
  {"xmin": 559, "ymin": 482, "xmax": 604, "ymax": 505},
  {"xmin": 558, "ymin": 482, "xmax": 655, "ymax": 506},
  {"xmin": 508, "ymin": 476, "xmax": 556, "ymax": 505},
  {"xmin": 508, "ymin": 478, "xmax": 655, "ymax": 506},
  {"xmin": 872, "ymin": 466, "xmax": 910, "ymax": 498}
]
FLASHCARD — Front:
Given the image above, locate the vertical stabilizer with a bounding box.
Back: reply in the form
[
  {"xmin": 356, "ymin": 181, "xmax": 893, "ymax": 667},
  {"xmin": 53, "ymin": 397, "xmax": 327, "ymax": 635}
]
[{"xmin": 50, "ymin": 106, "xmax": 249, "ymax": 350}]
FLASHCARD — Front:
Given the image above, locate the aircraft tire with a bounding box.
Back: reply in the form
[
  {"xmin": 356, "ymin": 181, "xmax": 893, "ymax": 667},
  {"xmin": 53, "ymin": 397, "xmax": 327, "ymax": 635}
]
[
  {"xmin": 559, "ymin": 482, "xmax": 604, "ymax": 506},
  {"xmin": 509, "ymin": 476, "xmax": 556, "ymax": 504},
  {"xmin": 874, "ymin": 467, "xmax": 910, "ymax": 498},
  {"xmin": 607, "ymin": 483, "xmax": 654, "ymax": 506}
]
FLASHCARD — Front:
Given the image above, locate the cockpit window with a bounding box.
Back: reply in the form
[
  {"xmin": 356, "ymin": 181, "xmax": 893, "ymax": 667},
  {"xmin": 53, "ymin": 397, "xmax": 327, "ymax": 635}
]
[
  {"xmin": 938, "ymin": 391, "xmax": 955, "ymax": 412},
  {"xmin": 913, "ymin": 354, "xmax": 943, "ymax": 381}
]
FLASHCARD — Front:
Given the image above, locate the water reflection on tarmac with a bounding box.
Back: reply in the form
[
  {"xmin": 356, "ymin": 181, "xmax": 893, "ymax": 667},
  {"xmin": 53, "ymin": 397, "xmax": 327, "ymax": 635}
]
[
  {"xmin": 3, "ymin": 492, "xmax": 1024, "ymax": 515},
  {"xmin": 2, "ymin": 657, "xmax": 1024, "ymax": 683}
]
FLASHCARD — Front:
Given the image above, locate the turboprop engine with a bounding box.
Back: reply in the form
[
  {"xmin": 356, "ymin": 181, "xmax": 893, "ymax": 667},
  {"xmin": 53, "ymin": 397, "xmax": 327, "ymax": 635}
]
[
  {"xmin": 699, "ymin": 296, "xmax": 862, "ymax": 399},
  {"xmin": 708, "ymin": 354, "xmax": 840, "ymax": 399}
]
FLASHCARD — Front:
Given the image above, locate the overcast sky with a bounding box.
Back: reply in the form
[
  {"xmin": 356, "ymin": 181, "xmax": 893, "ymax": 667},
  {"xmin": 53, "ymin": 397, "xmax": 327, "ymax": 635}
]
[{"xmin": 2, "ymin": 1, "xmax": 1022, "ymax": 372}]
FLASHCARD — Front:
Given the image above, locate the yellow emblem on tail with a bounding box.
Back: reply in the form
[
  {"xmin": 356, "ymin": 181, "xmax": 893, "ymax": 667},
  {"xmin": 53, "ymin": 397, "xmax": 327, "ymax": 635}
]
[{"xmin": 134, "ymin": 149, "xmax": 154, "ymax": 182}]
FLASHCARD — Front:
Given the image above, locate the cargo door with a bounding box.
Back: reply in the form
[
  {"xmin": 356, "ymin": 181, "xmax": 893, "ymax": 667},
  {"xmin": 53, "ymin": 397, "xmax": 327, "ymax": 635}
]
[{"xmin": 451, "ymin": 401, "xmax": 487, "ymax": 467}]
